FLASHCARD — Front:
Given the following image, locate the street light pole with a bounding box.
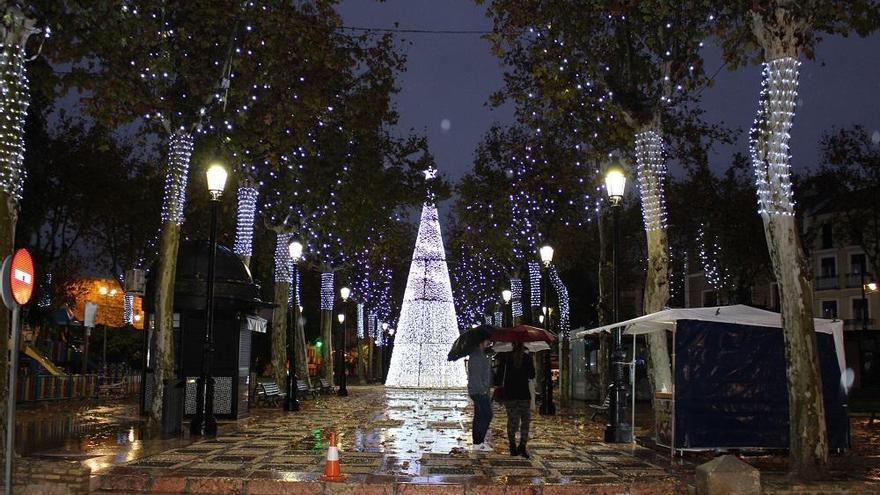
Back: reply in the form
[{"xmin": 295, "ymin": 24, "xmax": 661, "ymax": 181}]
[
  {"xmin": 604, "ymin": 166, "xmax": 632, "ymax": 443},
  {"xmin": 539, "ymin": 245, "xmax": 556, "ymax": 416},
  {"xmin": 192, "ymin": 163, "xmax": 227, "ymax": 437},
  {"xmin": 502, "ymin": 289, "xmax": 512, "ymax": 327},
  {"xmin": 284, "ymin": 241, "xmax": 304, "ymax": 412},
  {"xmin": 337, "ymin": 291, "xmax": 349, "ymax": 396}
]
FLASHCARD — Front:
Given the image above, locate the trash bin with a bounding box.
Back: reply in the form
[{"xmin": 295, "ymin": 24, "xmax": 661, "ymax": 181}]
[{"xmin": 162, "ymin": 379, "xmax": 184, "ymax": 435}]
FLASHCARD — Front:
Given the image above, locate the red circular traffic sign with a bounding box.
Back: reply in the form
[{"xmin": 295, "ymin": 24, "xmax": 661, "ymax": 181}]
[{"xmin": 9, "ymin": 248, "xmax": 34, "ymax": 306}]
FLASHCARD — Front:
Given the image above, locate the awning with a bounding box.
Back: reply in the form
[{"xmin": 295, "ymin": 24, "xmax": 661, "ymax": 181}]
[{"xmin": 245, "ymin": 315, "xmax": 267, "ymax": 333}]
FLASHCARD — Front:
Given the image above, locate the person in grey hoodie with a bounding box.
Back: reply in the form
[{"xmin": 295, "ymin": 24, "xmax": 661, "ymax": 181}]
[{"xmin": 467, "ymin": 339, "xmax": 493, "ymax": 451}]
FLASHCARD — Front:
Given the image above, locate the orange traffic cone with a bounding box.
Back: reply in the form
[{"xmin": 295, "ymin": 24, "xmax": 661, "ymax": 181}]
[{"xmin": 320, "ymin": 432, "xmax": 346, "ymax": 482}]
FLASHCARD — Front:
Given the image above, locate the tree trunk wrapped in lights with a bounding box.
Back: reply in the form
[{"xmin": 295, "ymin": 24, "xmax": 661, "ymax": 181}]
[
  {"xmin": 0, "ymin": 5, "xmax": 36, "ymax": 450},
  {"xmin": 320, "ymin": 271, "xmax": 335, "ymax": 387},
  {"xmin": 548, "ymin": 267, "xmax": 571, "ymax": 405},
  {"xmin": 386, "ymin": 203, "xmax": 467, "ymax": 388},
  {"xmin": 750, "ymin": 37, "xmax": 828, "ymax": 477},
  {"xmin": 150, "ymin": 131, "xmax": 193, "ymax": 423},
  {"xmin": 233, "ymin": 178, "xmax": 258, "ymax": 268},
  {"xmin": 635, "ymin": 127, "xmax": 673, "ymax": 395},
  {"xmin": 270, "ymin": 231, "xmax": 292, "ymax": 390}
]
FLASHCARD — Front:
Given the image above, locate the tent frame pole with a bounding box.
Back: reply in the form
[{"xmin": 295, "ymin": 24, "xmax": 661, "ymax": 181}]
[{"xmin": 670, "ymin": 327, "xmax": 676, "ymax": 462}]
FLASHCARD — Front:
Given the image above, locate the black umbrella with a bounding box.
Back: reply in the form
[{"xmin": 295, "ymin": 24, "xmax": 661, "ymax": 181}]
[{"xmin": 447, "ymin": 325, "xmax": 494, "ymax": 361}]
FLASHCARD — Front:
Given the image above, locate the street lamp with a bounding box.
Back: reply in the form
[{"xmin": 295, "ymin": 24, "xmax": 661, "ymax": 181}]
[
  {"xmin": 603, "ymin": 164, "xmax": 632, "ymax": 443},
  {"xmin": 191, "ymin": 163, "xmax": 227, "ymax": 437},
  {"xmin": 337, "ymin": 306, "xmax": 348, "ymax": 397},
  {"xmin": 539, "ymin": 245, "xmax": 556, "ymax": 416},
  {"xmin": 284, "ymin": 240, "xmax": 304, "ymax": 412},
  {"xmin": 502, "ymin": 289, "xmax": 512, "ymax": 327}
]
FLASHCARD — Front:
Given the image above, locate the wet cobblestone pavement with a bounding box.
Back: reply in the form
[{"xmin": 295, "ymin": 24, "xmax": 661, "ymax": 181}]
[{"xmin": 91, "ymin": 386, "xmax": 682, "ymax": 493}]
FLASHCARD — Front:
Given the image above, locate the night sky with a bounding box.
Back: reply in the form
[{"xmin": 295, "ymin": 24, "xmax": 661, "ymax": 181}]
[{"xmin": 338, "ymin": 1, "xmax": 880, "ymax": 184}]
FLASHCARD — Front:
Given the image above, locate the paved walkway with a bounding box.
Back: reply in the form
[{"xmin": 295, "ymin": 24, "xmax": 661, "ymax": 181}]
[{"xmin": 93, "ymin": 386, "xmax": 680, "ymax": 494}]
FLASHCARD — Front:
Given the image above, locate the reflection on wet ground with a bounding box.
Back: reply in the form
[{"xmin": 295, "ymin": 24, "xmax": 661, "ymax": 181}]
[{"xmin": 90, "ymin": 386, "xmax": 683, "ymax": 492}]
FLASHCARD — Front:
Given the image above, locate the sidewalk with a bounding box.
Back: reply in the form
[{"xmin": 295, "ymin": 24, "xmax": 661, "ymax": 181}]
[
  {"xmin": 93, "ymin": 386, "xmax": 680, "ymax": 494},
  {"xmin": 72, "ymin": 385, "xmax": 880, "ymax": 494}
]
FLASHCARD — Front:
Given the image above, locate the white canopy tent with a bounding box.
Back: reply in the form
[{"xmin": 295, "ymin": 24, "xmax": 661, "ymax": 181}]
[{"xmin": 575, "ymin": 305, "xmax": 845, "ymax": 373}]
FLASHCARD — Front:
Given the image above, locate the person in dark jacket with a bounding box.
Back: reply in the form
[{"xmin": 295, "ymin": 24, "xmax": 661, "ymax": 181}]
[
  {"xmin": 497, "ymin": 342, "xmax": 535, "ymax": 457},
  {"xmin": 467, "ymin": 339, "xmax": 494, "ymax": 451}
]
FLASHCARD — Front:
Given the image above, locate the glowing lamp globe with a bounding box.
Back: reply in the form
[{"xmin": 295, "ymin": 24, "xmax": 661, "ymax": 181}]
[
  {"xmin": 288, "ymin": 240, "xmax": 304, "ymax": 262},
  {"xmin": 206, "ymin": 164, "xmax": 228, "ymax": 199},
  {"xmin": 502, "ymin": 289, "xmax": 512, "ymax": 304},
  {"xmin": 539, "ymin": 245, "xmax": 554, "ymax": 266},
  {"xmin": 340, "ymin": 286, "xmax": 351, "ymax": 302},
  {"xmin": 604, "ymin": 168, "xmax": 626, "ymax": 205},
  {"xmin": 337, "ymin": 313, "xmax": 345, "ymax": 324}
]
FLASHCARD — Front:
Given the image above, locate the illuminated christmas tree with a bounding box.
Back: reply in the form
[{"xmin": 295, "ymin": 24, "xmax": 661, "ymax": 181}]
[{"xmin": 386, "ymin": 171, "xmax": 467, "ymax": 388}]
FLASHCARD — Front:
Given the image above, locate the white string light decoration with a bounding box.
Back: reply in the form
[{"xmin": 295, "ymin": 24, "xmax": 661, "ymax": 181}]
[
  {"xmin": 510, "ymin": 278, "xmax": 523, "ymax": 319},
  {"xmin": 321, "ymin": 272, "xmax": 335, "ymax": 311},
  {"xmin": 386, "ymin": 202, "xmax": 467, "ymax": 388},
  {"xmin": 697, "ymin": 224, "xmax": 731, "ymax": 292},
  {"xmin": 635, "ymin": 130, "xmax": 668, "ymax": 231},
  {"xmin": 293, "ymin": 266, "xmax": 301, "ymax": 307},
  {"xmin": 357, "ymin": 302, "xmax": 364, "ymax": 338},
  {"xmin": 123, "ymin": 294, "xmax": 134, "ymax": 324},
  {"xmin": 548, "ymin": 266, "xmax": 570, "ymax": 340},
  {"xmin": 751, "ymin": 57, "xmax": 798, "ymax": 217},
  {"xmin": 494, "ymin": 309, "xmax": 503, "ymax": 327},
  {"xmin": 528, "ymin": 262, "xmax": 541, "ymax": 308},
  {"xmin": 0, "ymin": 43, "xmax": 29, "ymax": 201},
  {"xmin": 368, "ymin": 312, "xmax": 377, "ymax": 340},
  {"xmin": 273, "ymin": 231, "xmax": 293, "ymax": 283},
  {"xmin": 234, "ymin": 180, "xmax": 258, "ymax": 258},
  {"xmin": 160, "ymin": 132, "xmax": 193, "ymax": 225}
]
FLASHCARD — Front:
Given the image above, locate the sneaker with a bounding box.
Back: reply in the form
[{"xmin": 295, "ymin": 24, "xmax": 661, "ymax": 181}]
[
  {"xmin": 518, "ymin": 445, "xmax": 530, "ymax": 458},
  {"xmin": 472, "ymin": 442, "xmax": 493, "ymax": 452}
]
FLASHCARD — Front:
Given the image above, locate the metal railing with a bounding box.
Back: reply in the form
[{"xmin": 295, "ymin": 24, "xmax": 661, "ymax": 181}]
[{"xmin": 844, "ymin": 318, "xmax": 875, "ymax": 331}]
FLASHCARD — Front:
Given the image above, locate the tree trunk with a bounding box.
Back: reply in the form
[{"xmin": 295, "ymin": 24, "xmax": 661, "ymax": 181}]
[
  {"xmin": 636, "ymin": 128, "xmax": 673, "ymax": 395},
  {"xmin": 149, "ymin": 132, "xmax": 193, "ymax": 423},
  {"xmin": 150, "ymin": 221, "xmax": 180, "ymax": 423},
  {"xmin": 295, "ymin": 309, "xmax": 310, "ymax": 387},
  {"xmin": 321, "ymin": 309, "xmax": 334, "ymax": 387},
  {"xmin": 749, "ymin": 36, "xmax": 829, "ymax": 475},
  {"xmin": 764, "ymin": 214, "xmax": 829, "ymax": 479},
  {"xmin": 643, "ymin": 228, "xmax": 673, "ymax": 393},
  {"xmin": 0, "ymin": 12, "xmax": 35, "ymax": 447},
  {"xmin": 271, "ymin": 281, "xmax": 289, "ymax": 389},
  {"xmin": 0, "ymin": 193, "xmax": 15, "ymax": 450},
  {"xmin": 597, "ymin": 213, "xmax": 613, "ymax": 397},
  {"xmin": 559, "ymin": 340, "xmax": 570, "ymax": 407}
]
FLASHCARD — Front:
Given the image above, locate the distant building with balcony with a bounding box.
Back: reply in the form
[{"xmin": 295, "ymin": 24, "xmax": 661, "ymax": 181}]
[{"xmin": 804, "ymin": 200, "xmax": 879, "ymax": 392}]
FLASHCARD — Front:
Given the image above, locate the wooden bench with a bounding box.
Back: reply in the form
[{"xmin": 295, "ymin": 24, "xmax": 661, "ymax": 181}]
[
  {"xmin": 297, "ymin": 379, "xmax": 318, "ymax": 399},
  {"xmin": 319, "ymin": 378, "xmax": 335, "ymax": 395},
  {"xmin": 98, "ymin": 381, "xmax": 126, "ymax": 398},
  {"xmin": 255, "ymin": 382, "xmax": 284, "ymax": 407},
  {"xmin": 589, "ymin": 393, "xmax": 611, "ymax": 420}
]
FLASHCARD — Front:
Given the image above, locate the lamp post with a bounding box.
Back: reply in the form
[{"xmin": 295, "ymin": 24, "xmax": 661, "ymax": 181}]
[
  {"xmin": 603, "ymin": 165, "xmax": 632, "ymax": 443},
  {"xmin": 191, "ymin": 163, "xmax": 227, "ymax": 437},
  {"xmin": 337, "ymin": 300, "xmax": 348, "ymax": 396},
  {"xmin": 539, "ymin": 245, "xmax": 556, "ymax": 416},
  {"xmin": 284, "ymin": 240, "xmax": 304, "ymax": 411},
  {"xmin": 502, "ymin": 289, "xmax": 512, "ymax": 327}
]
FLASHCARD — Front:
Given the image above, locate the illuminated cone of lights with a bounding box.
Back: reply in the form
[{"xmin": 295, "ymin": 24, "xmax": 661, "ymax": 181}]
[{"xmin": 385, "ymin": 203, "xmax": 467, "ymax": 388}]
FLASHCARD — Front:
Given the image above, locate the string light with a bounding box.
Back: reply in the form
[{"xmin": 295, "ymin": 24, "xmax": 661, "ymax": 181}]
[
  {"xmin": 548, "ymin": 266, "xmax": 570, "ymax": 340},
  {"xmin": 273, "ymin": 231, "xmax": 293, "ymax": 284},
  {"xmin": 124, "ymin": 294, "xmax": 134, "ymax": 324},
  {"xmin": 635, "ymin": 130, "xmax": 668, "ymax": 231},
  {"xmin": 751, "ymin": 57, "xmax": 799, "ymax": 217},
  {"xmin": 234, "ymin": 179, "xmax": 258, "ymax": 258},
  {"xmin": 321, "ymin": 272, "xmax": 335, "ymax": 311},
  {"xmin": 510, "ymin": 278, "xmax": 523, "ymax": 319},
  {"xmin": 0, "ymin": 43, "xmax": 28, "ymax": 201},
  {"xmin": 528, "ymin": 262, "xmax": 541, "ymax": 308},
  {"xmin": 386, "ymin": 202, "xmax": 467, "ymax": 389},
  {"xmin": 160, "ymin": 132, "xmax": 193, "ymax": 225},
  {"xmin": 450, "ymin": 244, "xmax": 503, "ymax": 329},
  {"xmin": 697, "ymin": 225, "xmax": 731, "ymax": 293},
  {"xmin": 357, "ymin": 302, "xmax": 364, "ymax": 338}
]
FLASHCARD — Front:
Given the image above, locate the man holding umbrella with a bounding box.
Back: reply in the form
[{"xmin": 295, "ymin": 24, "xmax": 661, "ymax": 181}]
[
  {"xmin": 467, "ymin": 337, "xmax": 494, "ymax": 451},
  {"xmin": 448, "ymin": 325, "xmax": 496, "ymax": 452}
]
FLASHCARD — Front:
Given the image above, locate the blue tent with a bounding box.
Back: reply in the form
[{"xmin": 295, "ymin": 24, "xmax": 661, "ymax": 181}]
[{"xmin": 576, "ymin": 305, "xmax": 848, "ymax": 454}]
